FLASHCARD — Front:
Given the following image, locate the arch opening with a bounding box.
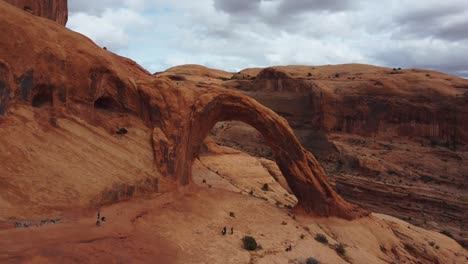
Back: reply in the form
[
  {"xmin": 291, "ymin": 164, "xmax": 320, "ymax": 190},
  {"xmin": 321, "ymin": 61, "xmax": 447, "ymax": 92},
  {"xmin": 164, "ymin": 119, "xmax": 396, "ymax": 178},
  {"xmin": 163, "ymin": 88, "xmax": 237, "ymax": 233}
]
[
  {"xmin": 31, "ymin": 85, "xmax": 53, "ymax": 108},
  {"xmin": 193, "ymin": 120, "xmax": 297, "ymax": 207},
  {"xmin": 94, "ymin": 96, "xmax": 120, "ymax": 112},
  {"xmin": 175, "ymin": 92, "xmax": 366, "ymax": 219}
]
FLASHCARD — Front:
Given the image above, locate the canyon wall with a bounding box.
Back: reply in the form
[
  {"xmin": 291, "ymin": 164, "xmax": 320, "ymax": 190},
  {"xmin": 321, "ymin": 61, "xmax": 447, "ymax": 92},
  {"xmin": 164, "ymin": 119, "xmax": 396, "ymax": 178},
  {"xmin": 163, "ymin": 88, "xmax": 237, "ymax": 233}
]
[{"xmin": 2, "ymin": 0, "xmax": 68, "ymax": 25}]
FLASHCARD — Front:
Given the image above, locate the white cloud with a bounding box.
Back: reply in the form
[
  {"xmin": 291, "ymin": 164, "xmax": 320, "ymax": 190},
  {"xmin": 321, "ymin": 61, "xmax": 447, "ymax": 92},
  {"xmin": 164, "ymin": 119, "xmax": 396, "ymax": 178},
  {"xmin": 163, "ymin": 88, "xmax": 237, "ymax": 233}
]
[
  {"xmin": 67, "ymin": 0, "xmax": 468, "ymax": 77},
  {"xmin": 68, "ymin": 8, "xmax": 149, "ymax": 50}
]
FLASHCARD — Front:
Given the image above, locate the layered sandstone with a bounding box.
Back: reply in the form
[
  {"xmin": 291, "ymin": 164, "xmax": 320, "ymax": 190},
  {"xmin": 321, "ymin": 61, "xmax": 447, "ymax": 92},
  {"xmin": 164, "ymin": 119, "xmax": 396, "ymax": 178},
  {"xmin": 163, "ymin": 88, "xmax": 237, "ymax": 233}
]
[
  {"xmin": 2, "ymin": 0, "xmax": 68, "ymax": 25},
  {"xmin": 0, "ymin": 1, "xmax": 364, "ymax": 220},
  {"xmin": 162, "ymin": 64, "xmax": 468, "ymax": 246}
]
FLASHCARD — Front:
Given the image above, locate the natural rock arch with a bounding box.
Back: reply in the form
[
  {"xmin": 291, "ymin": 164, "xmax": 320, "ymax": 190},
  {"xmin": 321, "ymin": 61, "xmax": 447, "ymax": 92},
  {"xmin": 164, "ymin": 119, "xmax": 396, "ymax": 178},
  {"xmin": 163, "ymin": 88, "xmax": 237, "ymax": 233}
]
[{"xmin": 175, "ymin": 90, "xmax": 367, "ymax": 219}]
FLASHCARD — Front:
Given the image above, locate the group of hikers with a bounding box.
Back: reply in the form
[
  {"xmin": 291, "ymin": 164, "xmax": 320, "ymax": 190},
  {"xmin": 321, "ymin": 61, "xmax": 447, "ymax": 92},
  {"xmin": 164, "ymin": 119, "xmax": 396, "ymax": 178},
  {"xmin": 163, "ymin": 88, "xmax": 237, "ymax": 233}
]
[
  {"xmin": 221, "ymin": 226, "xmax": 234, "ymax": 235},
  {"xmin": 96, "ymin": 210, "xmax": 107, "ymax": 226}
]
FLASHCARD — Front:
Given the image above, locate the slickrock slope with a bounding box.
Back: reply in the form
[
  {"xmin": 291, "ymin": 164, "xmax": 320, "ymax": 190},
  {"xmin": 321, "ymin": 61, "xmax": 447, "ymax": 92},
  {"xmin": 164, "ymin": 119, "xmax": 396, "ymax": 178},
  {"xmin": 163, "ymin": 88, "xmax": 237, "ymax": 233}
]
[
  {"xmin": 163, "ymin": 64, "xmax": 468, "ymax": 246},
  {"xmin": 2, "ymin": 0, "xmax": 68, "ymax": 25},
  {"xmin": 0, "ymin": 2, "xmax": 467, "ymax": 263},
  {"xmin": 0, "ymin": 1, "xmax": 363, "ymax": 221}
]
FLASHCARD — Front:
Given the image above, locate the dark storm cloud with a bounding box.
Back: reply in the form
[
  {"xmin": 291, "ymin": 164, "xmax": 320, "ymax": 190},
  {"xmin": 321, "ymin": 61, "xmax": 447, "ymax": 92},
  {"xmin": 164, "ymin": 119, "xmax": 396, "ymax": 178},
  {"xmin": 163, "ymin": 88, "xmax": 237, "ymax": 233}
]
[
  {"xmin": 213, "ymin": 0, "xmax": 261, "ymax": 14},
  {"xmin": 435, "ymin": 21, "xmax": 468, "ymax": 41},
  {"xmin": 278, "ymin": 0, "xmax": 354, "ymax": 13},
  {"xmin": 396, "ymin": 4, "xmax": 468, "ymax": 41}
]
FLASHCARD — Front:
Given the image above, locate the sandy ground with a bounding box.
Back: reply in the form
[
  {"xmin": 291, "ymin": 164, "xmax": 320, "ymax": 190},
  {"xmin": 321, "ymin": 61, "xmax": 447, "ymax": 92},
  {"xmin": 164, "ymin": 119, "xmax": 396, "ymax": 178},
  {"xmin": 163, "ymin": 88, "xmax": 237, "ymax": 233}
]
[
  {"xmin": 1, "ymin": 188, "xmax": 466, "ymax": 264},
  {"xmin": 1, "ymin": 146, "xmax": 466, "ymax": 264}
]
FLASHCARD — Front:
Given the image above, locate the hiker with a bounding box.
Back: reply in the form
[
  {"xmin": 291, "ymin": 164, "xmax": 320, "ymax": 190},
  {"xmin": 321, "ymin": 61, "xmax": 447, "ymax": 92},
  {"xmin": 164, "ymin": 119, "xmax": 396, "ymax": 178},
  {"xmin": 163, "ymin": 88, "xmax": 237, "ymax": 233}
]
[
  {"xmin": 96, "ymin": 220, "xmax": 101, "ymax": 227},
  {"xmin": 222, "ymin": 226, "xmax": 227, "ymax": 235},
  {"xmin": 230, "ymin": 227, "xmax": 234, "ymax": 235},
  {"xmin": 97, "ymin": 210, "xmax": 100, "ymax": 219}
]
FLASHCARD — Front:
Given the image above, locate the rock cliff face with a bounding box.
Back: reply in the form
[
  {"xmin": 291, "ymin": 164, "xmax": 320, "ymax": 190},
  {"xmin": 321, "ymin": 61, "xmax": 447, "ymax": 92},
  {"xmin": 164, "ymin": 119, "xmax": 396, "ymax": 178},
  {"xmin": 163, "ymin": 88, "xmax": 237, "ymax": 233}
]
[
  {"xmin": 2, "ymin": 0, "xmax": 68, "ymax": 25},
  {"xmin": 0, "ymin": 1, "xmax": 365, "ymax": 220},
  {"xmin": 167, "ymin": 65, "xmax": 468, "ymax": 246}
]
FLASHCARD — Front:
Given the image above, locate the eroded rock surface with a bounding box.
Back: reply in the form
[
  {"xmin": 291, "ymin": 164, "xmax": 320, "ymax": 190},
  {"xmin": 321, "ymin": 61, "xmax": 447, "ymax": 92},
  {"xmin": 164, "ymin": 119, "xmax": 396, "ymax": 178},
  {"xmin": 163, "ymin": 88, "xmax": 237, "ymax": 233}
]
[
  {"xmin": 163, "ymin": 64, "xmax": 468, "ymax": 246},
  {"xmin": 2, "ymin": 0, "xmax": 68, "ymax": 25},
  {"xmin": 0, "ymin": 1, "xmax": 365, "ymax": 220}
]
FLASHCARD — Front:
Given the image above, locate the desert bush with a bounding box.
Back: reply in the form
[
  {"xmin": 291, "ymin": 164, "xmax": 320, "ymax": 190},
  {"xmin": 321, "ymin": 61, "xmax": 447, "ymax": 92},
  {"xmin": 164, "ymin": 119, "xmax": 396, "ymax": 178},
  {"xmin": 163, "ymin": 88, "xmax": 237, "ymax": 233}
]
[
  {"xmin": 305, "ymin": 257, "xmax": 319, "ymax": 264},
  {"xmin": 229, "ymin": 212, "xmax": 235, "ymax": 218},
  {"xmin": 242, "ymin": 236, "xmax": 258, "ymax": 251},
  {"xmin": 336, "ymin": 244, "xmax": 346, "ymax": 255},
  {"xmin": 440, "ymin": 230, "xmax": 453, "ymax": 238},
  {"xmin": 315, "ymin": 233, "xmax": 328, "ymax": 244},
  {"xmin": 300, "ymin": 234, "xmax": 305, "ymax": 239},
  {"xmin": 262, "ymin": 183, "xmax": 269, "ymax": 191},
  {"xmin": 308, "ymin": 72, "xmax": 312, "ymax": 77}
]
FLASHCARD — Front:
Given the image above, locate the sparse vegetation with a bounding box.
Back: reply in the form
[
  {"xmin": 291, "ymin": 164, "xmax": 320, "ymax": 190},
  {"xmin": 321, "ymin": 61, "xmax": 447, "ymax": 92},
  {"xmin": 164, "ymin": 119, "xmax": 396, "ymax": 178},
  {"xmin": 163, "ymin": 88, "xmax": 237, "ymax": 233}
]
[
  {"xmin": 428, "ymin": 241, "xmax": 435, "ymax": 247},
  {"xmin": 440, "ymin": 230, "xmax": 453, "ymax": 238},
  {"xmin": 308, "ymin": 72, "xmax": 312, "ymax": 77},
  {"xmin": 229, "ymin": 212, "xmax": 235, "ymax": 218},
  {"xmin": 249, "ymin": 190, "xmax": 254, "ymax": 196},
  {"xmin": 262, "ymin": 183, "xmax": 269, "ymax": 191},
  {"xmin": 315, "ymin": 233, "xmax": 328, "ymax": 244},
  {"xmin": 275, "ymin": 201, "xmax": 282, "ymax": 207},
  {"xmin": 285, "ymin": 204, "xmax": 293, "ymax": 209},
  {"xmin": 242, "ymin": 236, "xmax": 258, "ymax": 251},
  {"xmin": 281, "ymin": 221, "xmax": 287, "ymax": 225},
  {"xmin": 420, "ymin": 175, "xmax": 435, "ymax": 183},
  {"xmin": 305, "ymin": 257, "xmax": 320, "ymax": 264},
  {"xmin": 300, "ymin": 234, "xmax": 306, "ymax": 239},
  {"xmin": 336, "ymin": 244, "xmax": 346, "ymax": 255}
]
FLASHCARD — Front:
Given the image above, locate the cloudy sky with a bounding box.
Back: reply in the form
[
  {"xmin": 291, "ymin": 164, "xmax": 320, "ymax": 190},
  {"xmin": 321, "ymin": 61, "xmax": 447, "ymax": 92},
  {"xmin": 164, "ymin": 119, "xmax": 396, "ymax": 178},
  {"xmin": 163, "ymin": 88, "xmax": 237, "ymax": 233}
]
[{"xmin": 68, "ymin": 0, "xmax": 468, "ymax": 77}]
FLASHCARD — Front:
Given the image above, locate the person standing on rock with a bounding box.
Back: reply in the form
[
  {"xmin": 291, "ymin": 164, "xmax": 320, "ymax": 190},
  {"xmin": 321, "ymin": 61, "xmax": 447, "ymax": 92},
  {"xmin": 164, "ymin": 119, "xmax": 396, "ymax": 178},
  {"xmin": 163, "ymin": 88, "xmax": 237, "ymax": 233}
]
[
  {"xmin": 222, "ymin": 226, "xmax": 227, "ymax": 235},
  {"xmin": 230, "ymin": 227, "xmax": 234, "ymax": 235}
]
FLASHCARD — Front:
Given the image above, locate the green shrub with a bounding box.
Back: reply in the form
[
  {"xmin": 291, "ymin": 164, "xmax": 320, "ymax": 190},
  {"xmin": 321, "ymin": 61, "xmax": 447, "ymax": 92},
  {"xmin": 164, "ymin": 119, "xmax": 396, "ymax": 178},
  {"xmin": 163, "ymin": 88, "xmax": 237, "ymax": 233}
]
[
  {"xmin": 336, "ymin": 244, "xmax": 346, "ymax": 255},
  {"xmin": 242, "ymin": 236, "xmax": 257, "ymax": 251},
  {"xmin": 440, "ymin": 230, "xmax": 453, "ymax": 238},
  {"xmin": 306, "ymin": 257, "xmax": 319, "ymax": 264},
  {"xmin": 315, "ymin": 233, "xmax": 328, "ymax": 244}
]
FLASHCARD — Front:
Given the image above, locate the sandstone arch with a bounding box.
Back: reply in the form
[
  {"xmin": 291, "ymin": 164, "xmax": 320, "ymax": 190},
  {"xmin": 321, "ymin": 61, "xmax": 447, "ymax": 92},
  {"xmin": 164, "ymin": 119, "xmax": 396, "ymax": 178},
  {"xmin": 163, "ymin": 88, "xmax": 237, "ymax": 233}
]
[{"xmin": 177, "ymin": 90, "xmax": 367, "ymax": 219}]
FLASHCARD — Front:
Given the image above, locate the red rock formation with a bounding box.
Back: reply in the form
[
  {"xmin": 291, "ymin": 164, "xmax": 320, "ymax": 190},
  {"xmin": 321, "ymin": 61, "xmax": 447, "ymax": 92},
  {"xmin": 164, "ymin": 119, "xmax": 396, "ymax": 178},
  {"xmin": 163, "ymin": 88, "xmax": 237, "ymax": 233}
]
[
  {"xmin": 2, "ymin": 0, "xmax": 68, "ymax": 25},
  {"xmin": 169, "ymin": 64, "xmax": 468, "ymax": 245},
  {"xmin": 0, "ymin": 1, "xmax": 366, "ymax": 220}
]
